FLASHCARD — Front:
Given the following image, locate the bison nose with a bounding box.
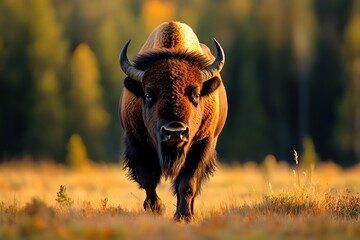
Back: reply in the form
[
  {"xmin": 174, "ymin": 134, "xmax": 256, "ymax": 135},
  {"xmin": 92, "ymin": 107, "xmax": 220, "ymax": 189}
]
[{"xmin": 161, "ymin": 122, "xmax": 189, "ymax": 143}]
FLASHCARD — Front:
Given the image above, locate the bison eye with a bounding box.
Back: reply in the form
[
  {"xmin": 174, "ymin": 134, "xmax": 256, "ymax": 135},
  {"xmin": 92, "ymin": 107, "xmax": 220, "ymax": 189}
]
[
  {"xmin": 144, "ymin": 89, "xmax": 155, "ymax": 106},
  {"xmin": 190, "ymin": 87, "xmax": 201, "ymax": 106},
  {"xmin": 145, "ymin": 93, "xmax": 152, "ymax": 102}
]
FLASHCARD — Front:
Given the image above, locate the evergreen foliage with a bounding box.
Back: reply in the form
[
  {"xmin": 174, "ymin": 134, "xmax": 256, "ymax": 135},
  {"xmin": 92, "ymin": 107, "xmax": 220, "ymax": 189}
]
[{"xmin": 0, "ymin": 0, "xmax": 358, "ymax": 165}]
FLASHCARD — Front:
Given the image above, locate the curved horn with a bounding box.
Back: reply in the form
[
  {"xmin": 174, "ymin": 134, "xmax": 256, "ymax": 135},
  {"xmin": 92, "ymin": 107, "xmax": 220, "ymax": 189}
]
[
  {"xmin": 201, "ymin": 38, "xmax": 225, "ymax": 82},
  {"xmin": 119, "ymin": 40, "xmax": 144, "ymax": 82}
]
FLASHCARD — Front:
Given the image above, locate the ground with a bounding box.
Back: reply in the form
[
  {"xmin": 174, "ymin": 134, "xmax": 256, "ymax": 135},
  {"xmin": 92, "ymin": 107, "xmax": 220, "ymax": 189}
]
[{"xmin": 0, "ymin": 159, "xmax": 360, "ymax": 239}]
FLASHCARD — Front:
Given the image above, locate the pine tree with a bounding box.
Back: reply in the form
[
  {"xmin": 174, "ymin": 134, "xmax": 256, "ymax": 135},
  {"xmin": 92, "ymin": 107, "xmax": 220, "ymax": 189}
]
[
  {"xmin": 0, "ymin": 1, "xmax": 30, "ymax": 155},
  {"xmin": 0, "ymin": 0, "xmax": 67, "ymax": 160},
  {"xmin": 336, "ymin": 2, "xmax": 360, "ymax": 163},
  {"xmin": 68, "ymin": 43, "xmax": 109, "ymax": 161},
  {"xmin": 94, "ymin": 1, "xmax": 136, "ymax": 162},
  {"xmin": 66, "ymin": 133, "xmax": 90, "ymax": 169},
  {"xmin": 141, "ymin": 0, "xmax": 176, "ymax": 32},
  {"xmin": 26, "ymin": 0, "xmax": 68, "ymax": 160}
]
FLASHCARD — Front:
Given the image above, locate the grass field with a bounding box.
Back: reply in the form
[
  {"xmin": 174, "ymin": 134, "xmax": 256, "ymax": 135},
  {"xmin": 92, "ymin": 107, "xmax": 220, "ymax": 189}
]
[{"xmin": 1, "ymin": 158, "xmax": 360, "ymax": 239}]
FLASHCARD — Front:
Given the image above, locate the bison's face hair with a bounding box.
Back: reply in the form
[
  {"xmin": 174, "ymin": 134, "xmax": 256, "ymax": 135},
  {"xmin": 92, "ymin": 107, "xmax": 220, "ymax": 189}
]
[{"xmin": 120, "ymin": 40, "xmax": 224, "ymax": 178}]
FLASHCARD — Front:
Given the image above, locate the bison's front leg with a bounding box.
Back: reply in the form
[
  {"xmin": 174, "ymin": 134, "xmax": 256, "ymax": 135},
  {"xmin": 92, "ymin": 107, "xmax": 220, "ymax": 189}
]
[
  {"xmin": 144, "ymin": 188, "xmax": 163, "ymax": 214},
  {"xmin": 136, "ymin": 170, "xmax": 164, "ymax": 214},
  {"xmin": 174, "ymin": 177, "xmax": 197, "ymax": 222},
  {"xmin": 123, "ymin": 134, "xmax": 164, "ymax": 214},
  {"xmin": 173, "ymin": 138, "xmax": 216, "ymax": 223}
]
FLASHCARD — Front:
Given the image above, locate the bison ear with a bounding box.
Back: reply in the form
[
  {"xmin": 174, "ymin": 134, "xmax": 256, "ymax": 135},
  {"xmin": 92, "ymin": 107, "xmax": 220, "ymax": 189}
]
[
  {"xmin": 124, "ymin": 77, "xmax": 144, "ymax": 97},
  {"xmin": 201, "ymin": 76, "xmax": 221, "ymax": 96}
]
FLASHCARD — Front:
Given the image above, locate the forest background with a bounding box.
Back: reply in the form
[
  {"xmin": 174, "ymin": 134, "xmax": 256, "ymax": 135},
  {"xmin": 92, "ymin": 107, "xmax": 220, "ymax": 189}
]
[{"xmin": 1, "ymin": 0, "xmax": 360, "ymax": 166}]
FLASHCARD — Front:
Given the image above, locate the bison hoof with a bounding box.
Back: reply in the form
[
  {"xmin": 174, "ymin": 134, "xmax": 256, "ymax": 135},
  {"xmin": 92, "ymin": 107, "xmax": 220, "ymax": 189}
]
[
  {"xmin": 143, "ymin": 197, "xmax": 164, "ymax": 214},
  {"xmin": 173, "ymin": 212, "xmax": 193, "ymax": 223}
]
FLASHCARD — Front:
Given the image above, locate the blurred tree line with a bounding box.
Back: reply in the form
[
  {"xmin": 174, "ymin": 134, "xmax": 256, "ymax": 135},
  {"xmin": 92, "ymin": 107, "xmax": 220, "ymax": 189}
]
[{"xmin": 0, "ymin": 0, "xmax": 359, "ymax": 165}]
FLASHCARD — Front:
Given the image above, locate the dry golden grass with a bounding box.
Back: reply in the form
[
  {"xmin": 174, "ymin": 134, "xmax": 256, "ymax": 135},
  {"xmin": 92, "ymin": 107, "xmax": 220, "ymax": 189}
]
[{"xmin": 1, "ymin": 159, "xmax": 360, "ymax": 239}]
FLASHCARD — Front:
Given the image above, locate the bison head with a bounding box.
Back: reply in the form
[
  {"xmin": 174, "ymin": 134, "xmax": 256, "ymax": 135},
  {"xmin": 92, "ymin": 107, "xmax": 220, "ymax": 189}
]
[{"xmin": 119, "ymin": 39, "xmax": 224, "ymax": 178}]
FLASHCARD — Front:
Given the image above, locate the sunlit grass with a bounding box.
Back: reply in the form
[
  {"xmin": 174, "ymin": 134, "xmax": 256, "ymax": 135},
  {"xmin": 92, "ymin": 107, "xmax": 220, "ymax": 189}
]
[{"xmin": 1, "ymin": 159, "xmax": 360, "ymax": 239}]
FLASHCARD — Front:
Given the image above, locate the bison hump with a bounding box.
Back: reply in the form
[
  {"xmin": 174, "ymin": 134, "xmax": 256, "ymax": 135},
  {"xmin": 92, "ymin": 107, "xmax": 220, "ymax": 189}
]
[{"xmin": 139, "ymin": 21, "xmax": 204, "ymax": 54}]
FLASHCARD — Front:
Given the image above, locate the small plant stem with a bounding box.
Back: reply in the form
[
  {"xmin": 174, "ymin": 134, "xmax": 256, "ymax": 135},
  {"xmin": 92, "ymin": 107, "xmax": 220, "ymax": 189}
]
[{"xmin": 293, "ymin": 149, "xmax": 300, "ymax": 187}]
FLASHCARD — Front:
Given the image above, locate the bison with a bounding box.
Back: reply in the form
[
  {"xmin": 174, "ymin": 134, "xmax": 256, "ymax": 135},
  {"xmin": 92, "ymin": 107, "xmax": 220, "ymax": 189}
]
[{"xmin": 119, "ymin": 21, "xmax": 228, "ymax": 222}]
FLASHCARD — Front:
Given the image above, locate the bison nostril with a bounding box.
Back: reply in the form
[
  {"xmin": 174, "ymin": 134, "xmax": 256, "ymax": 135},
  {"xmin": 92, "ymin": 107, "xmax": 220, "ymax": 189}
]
[
  {"xmin": 180, "ymin": 127, "xmax": 189, "ymax": 140},
  {"xmin": 161, "ymin": 127, "xmax": 172, "ymax": 141}
]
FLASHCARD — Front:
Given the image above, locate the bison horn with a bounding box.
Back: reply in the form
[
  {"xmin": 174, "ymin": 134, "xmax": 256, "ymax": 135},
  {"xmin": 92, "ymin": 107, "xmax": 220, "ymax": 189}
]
[
  {"xmin": 119, "ymin": 40, "xmax": 144, "ymax": 82},
  {"xmin": 201, "ymin": 38, "xmax": 225, "ymax": 82}
]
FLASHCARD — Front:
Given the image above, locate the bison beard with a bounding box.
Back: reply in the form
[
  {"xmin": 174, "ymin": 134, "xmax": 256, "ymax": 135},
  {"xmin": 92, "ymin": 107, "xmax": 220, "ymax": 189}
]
[{"xmin": 159, "ymin": 143, "xmax": 186, "ymax": 178}]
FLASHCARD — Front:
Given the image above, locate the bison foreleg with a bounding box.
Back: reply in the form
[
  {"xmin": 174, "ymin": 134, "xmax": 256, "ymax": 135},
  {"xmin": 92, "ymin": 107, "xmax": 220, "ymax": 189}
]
[
  {"xmin": 144, "ymin": 188, "xmax": 164, "ymax": 214},
  {"xmin": 173, "ymin": 138, "xmax": 216, "ymax": 223},
  {"xmin": 123, "ymin": 134, "xmax": 164, "ymax": 214},
  {"xmin": 173, "ymin": 176, "xmax": 197, "ymax": 222}
]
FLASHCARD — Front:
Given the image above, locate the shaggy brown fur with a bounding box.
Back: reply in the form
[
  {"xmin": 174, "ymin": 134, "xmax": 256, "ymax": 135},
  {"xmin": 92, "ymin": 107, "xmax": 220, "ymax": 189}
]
[{"xmin": 119, "ymin": 22, "xmax": 227, "ymax": 222}]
